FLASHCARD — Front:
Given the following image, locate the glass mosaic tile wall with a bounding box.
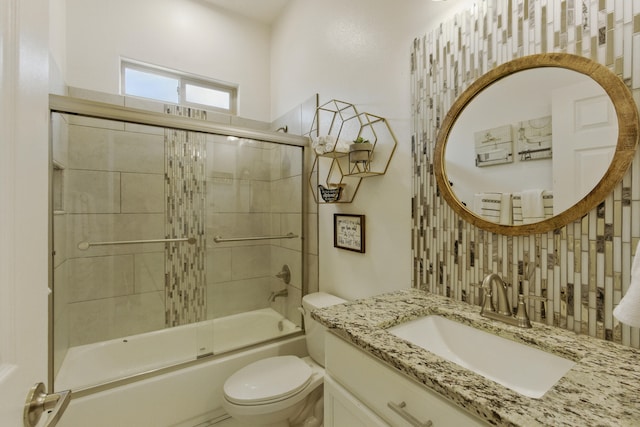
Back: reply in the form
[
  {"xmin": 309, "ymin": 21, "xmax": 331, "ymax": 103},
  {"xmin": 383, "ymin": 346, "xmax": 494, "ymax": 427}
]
[
  {"xmin": 411, "ymin": 0, "xmax": 640, "ymax": 348},
  {"xmin": 164, "ymin": 106, "xmax": 207, "ymax": 326}
]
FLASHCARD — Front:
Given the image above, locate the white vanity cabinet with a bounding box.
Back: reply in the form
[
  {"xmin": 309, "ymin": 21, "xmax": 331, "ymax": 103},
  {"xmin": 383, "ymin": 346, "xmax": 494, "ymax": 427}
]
[{"xmin": 324, "ymin": 332, "xmax": 489, "ymax": 427}]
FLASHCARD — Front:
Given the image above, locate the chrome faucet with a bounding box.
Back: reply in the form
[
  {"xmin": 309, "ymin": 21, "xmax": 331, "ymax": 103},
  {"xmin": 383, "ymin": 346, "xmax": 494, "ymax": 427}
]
[
  {"xmin": 269, "ymin": 288, "xmax": 288, "ymax": 302},
  {"xmin": 480, "ymin": 273, "xmax": 531, "ymax": 328}
]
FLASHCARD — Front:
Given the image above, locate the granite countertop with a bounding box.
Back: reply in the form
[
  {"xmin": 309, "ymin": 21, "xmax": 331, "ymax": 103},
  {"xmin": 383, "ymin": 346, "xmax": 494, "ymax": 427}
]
[{"xmin": 312, "ymin": 289, "xmax": 640, "ymax": 427}]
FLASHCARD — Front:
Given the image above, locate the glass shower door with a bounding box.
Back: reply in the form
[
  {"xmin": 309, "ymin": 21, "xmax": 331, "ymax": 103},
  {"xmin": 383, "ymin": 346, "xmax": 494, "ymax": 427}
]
[{"xmin": 51, "ymin": 107, "xmax": 303, "ymax": 392}]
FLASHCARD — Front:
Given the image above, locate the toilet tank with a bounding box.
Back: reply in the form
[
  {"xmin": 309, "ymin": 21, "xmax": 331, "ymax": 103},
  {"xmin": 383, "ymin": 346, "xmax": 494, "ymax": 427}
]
[{"xmin": 302, "ymin": 292, "xmax": 346, "ymax": 367}]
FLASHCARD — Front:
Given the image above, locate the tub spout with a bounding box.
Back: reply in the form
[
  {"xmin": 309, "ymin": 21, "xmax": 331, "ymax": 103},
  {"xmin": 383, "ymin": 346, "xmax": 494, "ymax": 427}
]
[{"xmin": 269, "ymin": 289, "xmax": 288, "ymax": 302}]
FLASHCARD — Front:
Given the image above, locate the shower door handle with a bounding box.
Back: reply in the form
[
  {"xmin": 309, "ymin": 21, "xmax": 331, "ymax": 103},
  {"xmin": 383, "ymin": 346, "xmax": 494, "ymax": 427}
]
[{"xmin": 23, "ymin": 382, "xmax": 71, "ymax": 427}]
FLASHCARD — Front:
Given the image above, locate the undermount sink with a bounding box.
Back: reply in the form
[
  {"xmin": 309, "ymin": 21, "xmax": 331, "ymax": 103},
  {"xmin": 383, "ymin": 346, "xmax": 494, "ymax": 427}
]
[{"xmin": 387, "ymin": 315, "xmax": 576, "ymax": 399}]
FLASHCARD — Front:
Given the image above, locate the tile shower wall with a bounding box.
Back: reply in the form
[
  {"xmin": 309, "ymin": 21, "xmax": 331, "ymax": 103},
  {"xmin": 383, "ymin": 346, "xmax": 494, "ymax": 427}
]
[
  {"xmin": 63, "ymin": 114, "xmax": 166, "ymax": 346},
  {"xmin": 411, "ymin": 0, "xmax": 640, "ymax": 348},
  {"xmin": 205, "ymin": 137, "xmax": 304, "ymax": 327}
]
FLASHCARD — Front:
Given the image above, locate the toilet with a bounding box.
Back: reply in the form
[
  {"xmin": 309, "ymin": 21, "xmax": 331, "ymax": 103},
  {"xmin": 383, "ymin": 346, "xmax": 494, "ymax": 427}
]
[{"xmin": 222, "ymin": 292, "xmax": 346, "ymax": 427}]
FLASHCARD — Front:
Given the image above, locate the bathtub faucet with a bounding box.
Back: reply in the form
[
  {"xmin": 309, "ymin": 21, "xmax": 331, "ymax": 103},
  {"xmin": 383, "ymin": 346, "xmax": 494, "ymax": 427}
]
[{"xmin": 269, "ymin": 289, "xmax": 288, "ymax": 302}]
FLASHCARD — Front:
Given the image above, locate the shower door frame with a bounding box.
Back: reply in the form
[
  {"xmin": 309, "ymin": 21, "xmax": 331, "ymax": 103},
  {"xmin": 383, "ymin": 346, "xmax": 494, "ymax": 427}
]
[{"xmin": 48, "ymin": 94, "xmax": 309, "ymax": 392}]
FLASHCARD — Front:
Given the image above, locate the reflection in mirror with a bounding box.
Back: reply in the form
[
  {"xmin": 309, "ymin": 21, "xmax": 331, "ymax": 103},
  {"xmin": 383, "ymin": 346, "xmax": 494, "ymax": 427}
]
[
  {"xmin": 446, "ymin": 67, "xmax": 616, "ymax": 223},
  {"xmin": 435, "ymin": 53, "xmax": 639, "ymax": 235}
]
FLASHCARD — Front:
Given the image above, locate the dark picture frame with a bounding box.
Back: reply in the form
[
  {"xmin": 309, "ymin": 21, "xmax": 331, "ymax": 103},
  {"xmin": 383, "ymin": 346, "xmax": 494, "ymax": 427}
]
[{"xmin": 333, "ymin": 214, "xmax": 365, "ymax": 253}]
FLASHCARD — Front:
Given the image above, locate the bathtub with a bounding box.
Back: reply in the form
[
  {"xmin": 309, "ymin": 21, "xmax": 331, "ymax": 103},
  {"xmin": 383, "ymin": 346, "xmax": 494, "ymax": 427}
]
[
  {"xmin": 56, "ymin": 308, "xmax": 302, "ymax": 392},
  {"xmin": 58, "ymin": 334, "xmax": 307, "ymax": 427}
]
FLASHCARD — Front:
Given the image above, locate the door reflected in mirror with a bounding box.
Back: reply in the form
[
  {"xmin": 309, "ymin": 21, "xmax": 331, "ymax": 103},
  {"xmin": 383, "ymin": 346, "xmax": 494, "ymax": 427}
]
[{"xmin": 434, "ymin": 53, "xmax": 639, "ymax": 235}]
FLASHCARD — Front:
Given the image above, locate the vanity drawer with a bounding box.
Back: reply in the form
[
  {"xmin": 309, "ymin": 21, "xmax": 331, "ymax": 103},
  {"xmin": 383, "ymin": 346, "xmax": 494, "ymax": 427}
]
[{"xmin": 325, "ymin": 332, "xmax": 488, "ymax": 427}]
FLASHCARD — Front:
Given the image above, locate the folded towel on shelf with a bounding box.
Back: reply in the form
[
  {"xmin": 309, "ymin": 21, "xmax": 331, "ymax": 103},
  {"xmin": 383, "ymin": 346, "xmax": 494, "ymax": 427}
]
[
  {"xmin": 499, "ymin": 193, "xmax": 512, "ymax": 225},
  {"xmin": 520, "ymin": 189, "xmax": 545, "ymax": 224},
  {"xmin": 512, "ymin": 194, "xmax": 523, "ymax": 225},
  {"xmin": 542, "ymin": 190, "xmax": 553, "ymax": 218},
  {"xmin": 310, "ymin": 135, "xmax": 350, "ymax": 155},
  {"xmin": 473, "ymin": 192, "xmax": 511, "ymax": 224}
]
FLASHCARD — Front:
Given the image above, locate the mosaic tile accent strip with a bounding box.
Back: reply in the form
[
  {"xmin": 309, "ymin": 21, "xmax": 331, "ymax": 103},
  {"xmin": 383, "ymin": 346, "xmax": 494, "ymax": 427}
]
[
  {"xmin": 164, "ymin": 105, "xmax": 207, "ymax": 326},
  {"xmin": 411, "ymin": 0, "xmax": 640, "ymax": 348}
]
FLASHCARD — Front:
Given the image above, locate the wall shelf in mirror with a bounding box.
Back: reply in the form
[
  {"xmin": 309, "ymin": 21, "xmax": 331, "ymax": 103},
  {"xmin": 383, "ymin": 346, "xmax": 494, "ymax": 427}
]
[
  {"xmin": 434, "ymin": 53, "xmax": 639, "ymax": 235},
  {"xmin": 309, "ymin": 99, "xmax": 397, "ymax": 203}
]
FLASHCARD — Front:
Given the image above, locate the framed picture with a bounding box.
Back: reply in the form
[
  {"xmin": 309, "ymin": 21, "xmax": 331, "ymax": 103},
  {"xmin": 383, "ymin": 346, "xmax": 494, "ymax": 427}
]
[
  {"xmin": 334, "ymin": 214, "xmax": 365, "ymax": 253},
  {"xmin": 474, "ymin": 124, "xmax": 513, "ymax": 167}
]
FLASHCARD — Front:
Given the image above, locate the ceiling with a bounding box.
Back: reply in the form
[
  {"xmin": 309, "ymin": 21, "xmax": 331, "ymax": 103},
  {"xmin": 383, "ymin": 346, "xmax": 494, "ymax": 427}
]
[{"xmin": 202, "ymin": 0, "xmax": 291, "ymax": 24}]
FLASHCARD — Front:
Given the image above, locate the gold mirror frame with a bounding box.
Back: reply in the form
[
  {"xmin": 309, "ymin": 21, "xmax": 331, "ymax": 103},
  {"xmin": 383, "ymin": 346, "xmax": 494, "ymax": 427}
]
[{"xmin": 434, "ymin": 53, "xmax": 639, "ymax": 236}]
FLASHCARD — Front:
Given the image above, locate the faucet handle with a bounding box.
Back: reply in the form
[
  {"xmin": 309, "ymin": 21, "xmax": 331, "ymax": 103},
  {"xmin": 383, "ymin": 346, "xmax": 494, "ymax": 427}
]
[
  {"xmin": 479, "ymin": 285, "xmax": 496, "ymax": 314},
  {"xmin": 514, "ymin": 294, "xmax": 532, "ymax": 328}
]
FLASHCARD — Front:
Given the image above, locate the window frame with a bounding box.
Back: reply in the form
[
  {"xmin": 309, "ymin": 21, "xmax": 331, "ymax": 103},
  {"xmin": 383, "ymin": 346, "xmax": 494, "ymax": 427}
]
[{"xmin": 121, "ymin": 60, "xmax": 238, "ymax": 115}]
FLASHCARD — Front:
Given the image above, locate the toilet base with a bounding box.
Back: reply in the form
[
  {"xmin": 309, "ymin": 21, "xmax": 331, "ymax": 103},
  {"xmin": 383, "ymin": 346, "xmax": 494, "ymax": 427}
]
[{"xmin": 225, "ymin": 383, "xmax": 324, "ymax": 427}]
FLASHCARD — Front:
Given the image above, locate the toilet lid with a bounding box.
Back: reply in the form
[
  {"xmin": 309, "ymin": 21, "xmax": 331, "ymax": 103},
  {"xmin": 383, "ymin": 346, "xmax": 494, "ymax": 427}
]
[{"xmin": 224, "ymin": 356, "xmax": 312, "ymax": 405}]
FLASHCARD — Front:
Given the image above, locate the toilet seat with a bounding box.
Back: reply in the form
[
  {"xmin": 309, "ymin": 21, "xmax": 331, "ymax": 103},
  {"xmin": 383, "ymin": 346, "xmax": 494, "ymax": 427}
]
[{"xmin": 223, "ymin": 356, "xmax": 312, "ymax": 405}]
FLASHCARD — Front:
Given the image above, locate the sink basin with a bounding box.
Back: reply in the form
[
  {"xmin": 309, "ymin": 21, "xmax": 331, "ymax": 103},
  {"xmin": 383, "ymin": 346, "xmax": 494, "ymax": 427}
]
[{"xmin": 387, "ymin": 315, "xmax": 576, "ymax": 398}]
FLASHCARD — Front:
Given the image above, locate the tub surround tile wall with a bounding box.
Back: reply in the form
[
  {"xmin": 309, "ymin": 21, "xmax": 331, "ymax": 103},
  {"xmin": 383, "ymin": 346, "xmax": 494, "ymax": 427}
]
[
  {"xmin": 63, "ymin": 114, "xmax": 167, "ymax": 346},
  {"xmin": 204, "ymin": 134, "xmax": 304, "ymax": 324},
  {"xmin": 411, "ymin": 0, "xmax": 640, "ymax": 348},
  {"xmin": 313, "ymin": 289, "xmax": 640, "ymax": 426}
]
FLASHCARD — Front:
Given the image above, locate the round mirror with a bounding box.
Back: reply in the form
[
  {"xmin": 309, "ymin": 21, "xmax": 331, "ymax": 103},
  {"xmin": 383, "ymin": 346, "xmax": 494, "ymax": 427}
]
[{"xmin": 434, "ymin": 53, "xmax": 639, "ymax": 235}]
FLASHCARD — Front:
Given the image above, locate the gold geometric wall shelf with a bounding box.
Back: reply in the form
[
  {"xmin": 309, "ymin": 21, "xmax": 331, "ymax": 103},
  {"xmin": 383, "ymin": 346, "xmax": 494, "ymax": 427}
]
[{"xmin": 308, "ymin": 100, "xmax": 397, "ymax": 203}]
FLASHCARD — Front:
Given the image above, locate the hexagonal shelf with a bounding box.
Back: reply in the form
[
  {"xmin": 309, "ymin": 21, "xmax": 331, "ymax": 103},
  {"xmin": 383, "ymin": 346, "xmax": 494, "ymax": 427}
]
[{"xmin": 308, "ymin": 100, "xmax": 397, "ymax": 203}]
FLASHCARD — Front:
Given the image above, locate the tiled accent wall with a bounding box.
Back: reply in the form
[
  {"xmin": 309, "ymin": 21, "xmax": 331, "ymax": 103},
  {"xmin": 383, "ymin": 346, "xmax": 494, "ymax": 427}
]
[
  {"xmin": 164, "ymin": 106, "xmax": 207, "ymax": 326},
  {"xmin": 411, "ymin": 0, "xmax": 640, "ymax": 348}
]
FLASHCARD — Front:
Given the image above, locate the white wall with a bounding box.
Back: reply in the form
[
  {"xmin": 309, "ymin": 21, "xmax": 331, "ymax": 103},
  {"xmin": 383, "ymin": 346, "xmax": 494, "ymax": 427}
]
[
  {"xmin": 65, "ymin": 0, "xmax": 272, "ymax": 121},
  {"xmin": 271, "ymin": 0, "xmax": 473, "ymax": 300}
]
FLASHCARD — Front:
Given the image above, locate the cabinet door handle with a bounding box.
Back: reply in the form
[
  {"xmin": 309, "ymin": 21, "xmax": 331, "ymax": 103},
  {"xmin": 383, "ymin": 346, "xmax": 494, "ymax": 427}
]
[{"xmin": 387, "ymin": 401, "xmax": 433, "ymax": 427}]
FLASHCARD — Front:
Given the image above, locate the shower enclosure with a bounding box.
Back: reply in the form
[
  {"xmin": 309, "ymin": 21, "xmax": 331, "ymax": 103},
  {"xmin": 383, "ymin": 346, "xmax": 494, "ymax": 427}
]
[{"xmin": 50, "ymin": 95, "xmax": 307, "ymax": 393}]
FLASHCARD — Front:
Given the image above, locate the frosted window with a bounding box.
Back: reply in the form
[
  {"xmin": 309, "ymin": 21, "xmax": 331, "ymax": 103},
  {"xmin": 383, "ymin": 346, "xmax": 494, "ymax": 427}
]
[
  {"xmin": 124, "ymin": 68, "xmax": 179, "ymax": 104},
  {"xmin": 185, "ymin": 84, "xmax": 230, "ymax": 110},
  {"xmin": 121, "ymin": 61, "xmax": 237, "ymax": 114}
]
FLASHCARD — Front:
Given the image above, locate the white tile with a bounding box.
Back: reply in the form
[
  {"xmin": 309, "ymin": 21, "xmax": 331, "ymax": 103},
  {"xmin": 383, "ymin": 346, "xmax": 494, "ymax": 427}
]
[
  {"xmin": 67, "ymin": 255, "xmax": 135, "ymax": 303},
  {"xmin": 134, "ymin": 252, "xmax": 165, "ymax": 293},
  {"xmin": 206, "ymin": 248, "xmax": 232, "ymax": 284},
  {"xmin": 207, "ymin": 278, "xmax": 270, "ymax": 319},
  {"xmin": 250, "ymin": 180, "xmax": 271, "ymax": 212},
  {"xmin": 207, "ymin": 177, "xmax": 250, "ymax": 213},
  {"xmin": 121, "ymin": 173, "xmax": 165, "ymax": 213},
  {"xmin": 207, "ymin": 138, "xmax": 238, "ymax": 179},
  {"xmin": 66, "ymin": 170, "xmax": 121, "ymax": 214},
  {"xmin": 68, "ymin": 125, "xmax": 164, "ymax": 173},
  {"xmin": 271, "ymin": 176, "xmax": 302, "ymax": 213},
  {"xmin": 231, "ymin": 245, "xmax": 270, "ymax": 280},
  {"xmin": 236, "ymin": 144, "xmax": 271, "ymax": 181},
  {"xmin": 68, "ymin": 291, "xmax": 165, "ymax": 346}
]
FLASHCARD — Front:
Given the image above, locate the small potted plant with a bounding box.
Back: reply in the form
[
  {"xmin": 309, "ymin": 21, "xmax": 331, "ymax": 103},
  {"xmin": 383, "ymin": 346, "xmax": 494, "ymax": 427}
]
[{"xmin": 349, "ymin": 136, "xmax": 373, "ymax": 163}]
